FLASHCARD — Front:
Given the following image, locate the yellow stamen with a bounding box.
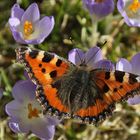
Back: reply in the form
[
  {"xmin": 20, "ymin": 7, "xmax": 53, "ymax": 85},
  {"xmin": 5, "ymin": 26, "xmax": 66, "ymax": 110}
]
[
  {"xmin": 24, "ymin": 21, "xmax": 33, "ymax": 37},
  {"xmin": 128, "ymin": 0, "xmax": 140, "ymax": 13},
  {"xmin": 28, "ymin": 103, "xmax": 39, "ymax": 119}
]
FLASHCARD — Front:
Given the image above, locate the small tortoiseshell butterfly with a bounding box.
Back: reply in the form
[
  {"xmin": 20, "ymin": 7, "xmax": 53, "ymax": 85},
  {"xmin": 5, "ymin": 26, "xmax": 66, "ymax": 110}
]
[{"xmin": 16, "ymin": 47, "xmax": 140, "ymax": 125}]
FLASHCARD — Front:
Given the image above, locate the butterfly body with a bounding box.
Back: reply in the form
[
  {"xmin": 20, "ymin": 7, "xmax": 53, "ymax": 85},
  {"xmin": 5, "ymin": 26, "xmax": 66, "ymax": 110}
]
[
  {"xmin": 16, "ymin": 47, "xmax": 140, "ymax": 125},
  {"xmin": 52, "ymin": 66, "xmax": 102, "ymax": 113}
]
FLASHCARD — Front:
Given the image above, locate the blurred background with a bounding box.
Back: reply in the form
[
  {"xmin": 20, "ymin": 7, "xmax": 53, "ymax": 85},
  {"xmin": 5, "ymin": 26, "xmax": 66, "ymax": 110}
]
[{"xmin": 1, "ymin": 0, "xmax": 140, "ymax": 139}]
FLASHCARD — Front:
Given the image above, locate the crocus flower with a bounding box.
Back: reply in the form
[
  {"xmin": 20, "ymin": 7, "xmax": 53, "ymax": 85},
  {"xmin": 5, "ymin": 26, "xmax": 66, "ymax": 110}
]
[
  {"xmin": 116, "ymin": 53, "xmax": 140, "ymax": 105},
  {"xmin": 117, "ymin": 0, "xmax": 140, "ymax": 27},
  {"xmin": 5, "ymin": 80, "xmax": 60, "ymax": 139},
  {"xmin": 9, "ymin": 3, "xmax": 54, "ymax": 44},
  {"xmin": 68, "ymin": 46, "xmax": 114, "ymax": 70},
  {"xmin": 82, "ymin": 0, "xmax": 115, "ymax": 21}
]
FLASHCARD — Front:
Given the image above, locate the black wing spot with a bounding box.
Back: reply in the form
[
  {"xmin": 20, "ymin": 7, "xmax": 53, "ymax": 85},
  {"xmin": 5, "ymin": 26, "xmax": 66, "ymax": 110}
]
[
  {"xmin": 105, "ymin": 72, "xmax": 110, "ymax": 80},
  {"xmin": 129, "ymin": 74, "xmax": 138, "ymax": 84},
  {"xmin": 56, "ymin": 59, "xmax": 62, "ymax": 67},
  {"xmin": 50, "ymin": 70, "xmax": 57, "ymax": 78},
  {"xmin": 41, "ymin": 68, "xmax": 46, "ymax": 73},
  {"xmin": 29, "ymin": 50, "xmax": 39, "ymax": 59},
  {"xmin": 103, "ymin": 84, "xmax": 109, "ymax": 93},
  {"xmin": 39, "ymin": 64, "xmax": 42, "ymax": 67},
  {"xmin": 115, "ymin": 71, "xmax": 125, "ymax": 83},
  {"xmin": 120, "ymin": 85, "xmax": 123, "ymax": 89},
  {"xmin": 51, "ymin": 80, "xmax": 61, "ymax": 89},
  {"xmin": 42, "ymin": 52, "xmax": 54, "ymax": 63},
  {"xmin": 113, "ymin": 88, "xmax": 118, "ymax": 92}
]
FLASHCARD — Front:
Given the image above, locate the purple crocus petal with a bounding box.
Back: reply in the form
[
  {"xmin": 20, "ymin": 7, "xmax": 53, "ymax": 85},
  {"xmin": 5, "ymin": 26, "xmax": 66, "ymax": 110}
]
[
  {"xmin": 82, "ymin": 0, "xmax": 114, "ymax": 20},
  {"xmin": 85, "ymin": 46, "xmax": 103, "ymax": 68},
  {"xmin": 31, "ymin": 121, "xmax": 55, "ymax": 139},
  {"xmin": 9, "ymin": 122, "xmax": 20, "ymax": 133},
  {"xmin": 24, "ymin": 39, "xmax": 41, "ymax": 45},
  {"xmin": 35, "ymin": 16, "xmax": 54, "ymax": 40},
  {"xmin": 24, "ymin": 71, "xmax": 29, "ymax": 79},
  {"xmin": 9, "ymin": 19, "xmax": 26, "ymax": 44},
  {"xmin": 18, "ymin": 121, "xmax": 30, "ymax": 133},
  {"xmin": 95, "ymin": 59, "xmax": 114, "ymax": 70},
  {"xmin": 9, "ymin": 18, "xmax": 20, "ymax": 27},
  {"xmin": 21, "ymin": 3, "xmax": 40, "ymax": 23},
  {"xmin": 117, "ymin": 0, "xmax": 133, "ymax": 26},
  {"xmin": 117, "ymin": 0, "xmax": 140, "ymax": 27},
  {"xmin": 12, "ymin": 80, "xmax": 36, "ymax": 101},
  {"xmin": 46, "ymin": 116, "xmax": 61, "ymax": 126},
  {"xmin": 10, "ymin": 28, "xmax": 26, "ymax": 44},
  {"xmin": 117, "ymin": 0, "xmax": 125, "ymax": 16},
  {"xmin": 130, "ymin": 53, "xmax": 140, "ymax": 75},
  {"xmin": 9, "ymin": 117, "xmax": 19, "ymax": 124},
  {"xmin": 68, "ymin": 48, "xmax": 85, "ymax": 65},
  {"xmin": 116, "ymin": 58, "xmax": 132, "ymax": 73},
  {"xmin": 24, "ymin": 35, "xmax": 52, "ymax": 44},
  {"xmin": 127, "ymin": 95, "xmax": 140, "ymax": 105},
  {"xmin": 11, "ymin": 4, "xmax": 24, "ymax": 20},
  {"xmin": 5, "ymin": 101, "xmax": 22, "ymax": 117}
]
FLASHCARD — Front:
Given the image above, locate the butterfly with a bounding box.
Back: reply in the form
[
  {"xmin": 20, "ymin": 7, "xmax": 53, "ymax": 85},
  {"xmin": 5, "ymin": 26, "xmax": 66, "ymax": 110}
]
[{"xmin": 16, "ymin": 47, "xmax": 140, "ymax": 125}]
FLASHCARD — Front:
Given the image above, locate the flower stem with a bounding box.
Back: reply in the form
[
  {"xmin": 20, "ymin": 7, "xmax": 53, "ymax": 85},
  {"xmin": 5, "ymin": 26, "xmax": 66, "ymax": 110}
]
[{"xmin": 89, "ymin": 21, "xmax": 99, "ymax": 47}]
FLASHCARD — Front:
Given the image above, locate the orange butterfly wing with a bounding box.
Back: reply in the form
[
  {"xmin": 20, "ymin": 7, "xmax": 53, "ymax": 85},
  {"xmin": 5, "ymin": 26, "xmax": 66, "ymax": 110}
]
[
  {"xmin": 74, "ymin": 70, "xmax": 140, "ymax": 124},
  {"xmin": 16, "ymin": 47, "xmax": 72, "ymax": 117}
]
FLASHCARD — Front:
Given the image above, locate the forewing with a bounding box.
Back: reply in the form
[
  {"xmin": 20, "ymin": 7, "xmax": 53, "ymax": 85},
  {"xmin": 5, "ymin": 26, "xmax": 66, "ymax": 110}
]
[
  {"xmin": 16, "ymin": 47, "xmax": 73, "ymax": 118},
  {"xmin": 16, "ymin": 47, "xmax": 70, "ymax": 85}
]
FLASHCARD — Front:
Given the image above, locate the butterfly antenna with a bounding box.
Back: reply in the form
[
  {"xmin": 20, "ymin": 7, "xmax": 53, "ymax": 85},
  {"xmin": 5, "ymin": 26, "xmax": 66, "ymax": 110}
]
[
  {"xmin": 97, "ymin": 40, "xmax": 107, "ymax": 47},
  {"xmin": 86, "ymin": 41, "xmax": 107, "ymax": 66}
]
